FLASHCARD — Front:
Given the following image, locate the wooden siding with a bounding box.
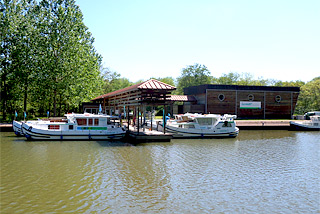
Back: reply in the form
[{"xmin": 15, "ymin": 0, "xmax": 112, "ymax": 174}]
[{"xmin": 186, "ymin": 88, "xmax": 300, "ymax": 119}]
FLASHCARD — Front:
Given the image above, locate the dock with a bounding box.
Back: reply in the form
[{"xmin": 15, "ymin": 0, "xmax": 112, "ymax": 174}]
[
  {"xmin": 125, "ymin": 125, "xmax": 173, "ymax": 142},
  {"xmin": 236, "ymin": 120, "xmax": 291, "ymax": 130},
  {"xmin": 0, "ymin": 123, "xmax": 12, "ymax": 132}
]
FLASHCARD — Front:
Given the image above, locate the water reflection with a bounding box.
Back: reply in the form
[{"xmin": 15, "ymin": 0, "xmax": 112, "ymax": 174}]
[{"xmin": 1, "ymin": 131, "xmax": 319, "ymax": 213}]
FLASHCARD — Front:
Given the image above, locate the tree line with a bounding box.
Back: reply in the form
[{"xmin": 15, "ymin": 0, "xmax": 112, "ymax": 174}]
[
  {"xmin": 1, "ymin": 1, "xmax": 318, "ymax": 121},
  {"xmin": 1, "ymin": 0, "xmax": 104, "ymax": 121},
  {"xmin": 104, "ymin": 63, "xmax": 319, "ymax": 116}
]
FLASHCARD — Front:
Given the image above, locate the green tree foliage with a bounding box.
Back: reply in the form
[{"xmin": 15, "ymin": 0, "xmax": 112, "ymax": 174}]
[
  {"xmin": 0, "ymin": 0, "xmax": 103, "ymax": 120},
  {"xmin": 177, "ymin": 63, "xmax": 212, "ymax": 94},
  {"xmin": 150, "ymin": 77, "xmax": 175, "ymax": 86},
  {"xmin": 102, "ymin": 68, "xmax": 133, "ymax": 93},
  {"xmin": 295, "ymin": 77, "xmax": 320, "ymax": 114}
]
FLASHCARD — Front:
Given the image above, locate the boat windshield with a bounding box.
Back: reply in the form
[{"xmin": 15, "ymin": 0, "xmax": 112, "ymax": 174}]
[{"xmin": 196, "ymin": 118, "xmax": 215, "ymax": 125}]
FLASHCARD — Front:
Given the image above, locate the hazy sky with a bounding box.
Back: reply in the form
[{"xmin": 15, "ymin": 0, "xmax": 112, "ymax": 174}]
[{"xmin": 76, "ymin": 0, "xmax": 319, "ymax": 82}]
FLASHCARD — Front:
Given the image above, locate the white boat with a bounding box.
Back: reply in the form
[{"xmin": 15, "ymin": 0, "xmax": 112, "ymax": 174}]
[
  {"xmin": 21, "ymin": 113, "xmax": 126, "ymax": 140},
  {"xmin": 290, "ymin": 115, "xmax": 320, "ymax": 131},
  {"xmin": 151, "ymin": 113, "xmax": 239, "ymax": 138},
  {"xmin": 13, "ymin": 118, "xmax": 63, "ymax": 136},
  {"xmin": 13, "ymin": 120, "xmax": 23, "ymax": 136}
]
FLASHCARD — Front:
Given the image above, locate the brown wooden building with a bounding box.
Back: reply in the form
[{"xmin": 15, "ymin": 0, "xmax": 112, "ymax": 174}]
[{"xmin": 182, "ymin": 84, "xmax": 300, "ymax": 119}]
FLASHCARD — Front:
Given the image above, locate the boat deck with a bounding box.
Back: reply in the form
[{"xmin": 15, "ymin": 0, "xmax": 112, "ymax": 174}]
[{"xmin": 125, "ymin": 125, "xmax": 173, "ymax": 142}]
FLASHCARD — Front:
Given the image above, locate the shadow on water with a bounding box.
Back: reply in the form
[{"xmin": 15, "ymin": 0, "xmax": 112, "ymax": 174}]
[{"xmin": 96, "ymin": 140, "xmax": 135, "ymax": 147}]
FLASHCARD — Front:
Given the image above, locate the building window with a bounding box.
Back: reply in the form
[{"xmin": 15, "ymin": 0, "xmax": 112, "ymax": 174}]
[
  {"xmin": 275, "ymin": 95, "xmax": 282, "ymax": 103},
  {"xmin": 248, "ymin": 94, "xmax": 254, "ymax": 101},
  {"xmin": 218, "ymin": 94, "xmax": 225, "ymax": 101}
]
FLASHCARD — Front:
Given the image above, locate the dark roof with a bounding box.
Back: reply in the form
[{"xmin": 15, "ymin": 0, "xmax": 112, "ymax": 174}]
[
  {"xmin": 184, "ymin": 84, "xmax": 300, "ymax": 95},
  {"xmin": 92, "ymin": 79, "xmax": 176, "ymax": 101}
]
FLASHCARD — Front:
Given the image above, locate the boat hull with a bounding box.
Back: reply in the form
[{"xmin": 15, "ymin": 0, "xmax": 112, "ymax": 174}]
[
  {"xmin": 152, "ymin": 123, "xmax": 239, "ymax": 138},
  {"xmin": 13, "ymin": 120, "xmax": 23, "ymax": 136},
  {"xmin": 290, "ymin": 122, "xmax": 320, "ymax": 131},
  {"xmin": 22, "ymin": 124, "xmax": 126, "ymax": 140},
  {"xmin": 165, "ymin": 126, "xmax": 239, "ymax": 138}
]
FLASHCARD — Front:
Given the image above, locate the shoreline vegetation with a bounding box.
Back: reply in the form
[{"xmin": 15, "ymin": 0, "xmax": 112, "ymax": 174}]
[{"xmin": 1, "ymin": 1, "xmax": 319, "ymax": 122}]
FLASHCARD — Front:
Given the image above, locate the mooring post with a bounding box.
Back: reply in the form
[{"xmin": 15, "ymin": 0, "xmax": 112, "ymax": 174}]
[
  {"xmin": 150, "ymin": 106, "xmax": 153, "ymax": 131},
  {"xmin": 127, "ymin": 106, "xmax": 130, "ymax": 131},
  {"xmin": 143, "ymin": 105, "xmax": 146, "ymax": 132},
  {"xmin": 163, "ymin": 106, "xmax": 166, "ymax": 134},
  {"xmin": 137, "ymin": 106, "xmax": 140, "ymax": 134}
]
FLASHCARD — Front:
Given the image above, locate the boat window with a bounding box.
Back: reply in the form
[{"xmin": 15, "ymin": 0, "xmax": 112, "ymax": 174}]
[
  {"xmin": 222, "ymin": 121, "xmax": 232, "ymax": 127},
  {"xmin": 88, "ymin": 118, "xmax": 93, "ymax": 126},
  {"xmin": 48, "ymin": 125, "xmax": 60, "ymax": 130},
  {"xmin": 197, "ymin": 118, "xmax": 213, "ymax": 125},
  {"xmin": 76, "ymin": 118, "xmax": 87, "ymax": 126},
  {"xmin": 69, "ymin": 125, "xmax": 73, "ymax": 130},
  {"xmin": 94, "ymin": 119, "xmax": 99, "ymax": 126},
  {"xmin": 184, "ymin": 124, "xmax": 195, "ymax": 129}
]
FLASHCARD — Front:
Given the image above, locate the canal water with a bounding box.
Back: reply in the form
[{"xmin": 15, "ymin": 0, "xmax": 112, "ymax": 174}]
[{"xmin": 1, "ymin": 130, "xmax": 319, "ymax": 213}]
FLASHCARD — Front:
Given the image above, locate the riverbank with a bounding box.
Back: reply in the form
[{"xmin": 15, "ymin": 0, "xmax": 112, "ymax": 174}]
[
  {"xmin": 0, "ymin": 123, "xmax": 13, "ymax": 132},
  {"xmin": 236, "ymin": 120, "xmax": 291, "ymax": 130}
]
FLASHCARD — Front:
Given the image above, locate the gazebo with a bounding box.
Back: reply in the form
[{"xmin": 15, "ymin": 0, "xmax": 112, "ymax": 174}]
[{"xmin": 91, "ymin": 79, "xmax": 176, "ymax": 133}]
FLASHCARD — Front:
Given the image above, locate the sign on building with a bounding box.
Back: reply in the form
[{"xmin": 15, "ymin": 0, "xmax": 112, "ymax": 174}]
[{"xmin": 240, "ymin": 101, "xmax": 261, "ymax": 109}]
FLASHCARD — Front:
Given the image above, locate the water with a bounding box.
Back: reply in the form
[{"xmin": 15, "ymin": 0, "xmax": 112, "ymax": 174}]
[{"xmin": 1, "ymin": 130, "xmax": 319, "ymax": 213}]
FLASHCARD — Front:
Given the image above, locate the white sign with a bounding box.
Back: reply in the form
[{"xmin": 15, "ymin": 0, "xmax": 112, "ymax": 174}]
[{"xmin": 240, "ymin": 101, "xmax": 261, "ymax": 109}]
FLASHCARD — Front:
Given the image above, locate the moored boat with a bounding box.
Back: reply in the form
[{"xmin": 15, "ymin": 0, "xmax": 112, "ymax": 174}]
[
  {"xmin": 290, "ymin": 115, "xmax": 320, "ymax": 131},
  {"xmin": 21, "ymin": 113, "xmax": 126, "ymax": 140},
  {"xmin": 152, "ymin": 113, "xmax": 239, "ymax": 138},
  {"xmin": 13, "ymin": 120, "xmax": 23, "ymax": 136},
  {"xmin": 12, "ymin": 119, "xmax": 50, "ymax": 136}
]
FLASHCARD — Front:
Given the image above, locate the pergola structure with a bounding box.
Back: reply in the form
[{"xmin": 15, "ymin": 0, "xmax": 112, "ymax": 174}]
[{"xmin": 91, "ymin": 79, "xmax": 176, "ymax": 133}]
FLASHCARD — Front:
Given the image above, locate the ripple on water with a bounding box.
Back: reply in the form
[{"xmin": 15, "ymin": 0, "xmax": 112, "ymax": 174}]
[{"xmin": 1, "ymin": 131, "xmax": 319, "ymax": 213}]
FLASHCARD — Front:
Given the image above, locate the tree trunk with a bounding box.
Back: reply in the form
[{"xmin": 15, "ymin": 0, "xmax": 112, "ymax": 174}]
[
  {"xmin": 24, "ymin": 85, "xmax": 28, "ymax": 112},
  {"xmin": 53, "ymin": 90, "xmax": 57, "ymax": 117},
  {"xmin": 1, "ymin": 75, "xmax": 7, "ymax": 120},
  {"xmin": 59, "ymin": 93, "xmax": 62, "ymax": 116}
]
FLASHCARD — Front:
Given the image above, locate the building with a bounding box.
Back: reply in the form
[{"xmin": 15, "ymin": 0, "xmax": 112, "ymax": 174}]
[
  {"xmin": 85, "ymin": 79, "xmax": 176, "ymax": 115},
  {"xmin": 182, "ymin": 84, "xmax": 300, "ymax": 119}
]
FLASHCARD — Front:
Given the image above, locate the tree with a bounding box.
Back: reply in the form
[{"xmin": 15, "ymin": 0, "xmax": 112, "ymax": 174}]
[
  {"xmin": 215, "ymin": 72, "xmax": 240, "ymax": 85},
  {"xmin": 151, "ymin": 77, "xmax": 175, "ymax": 86},
  {"xmin": 102, "ymin": 68, "xmax": 133, "ymax": 93},
  {"xmin": 0, "ymin": 0, "xmax": 104, "ymax": 120},
  {"xmin": 295, "ymin": 77, "xmax": 320, "ymax": 114},
  {"xmin": 177, "ymin": 63, "xmax": 212, "ymax": 94}
]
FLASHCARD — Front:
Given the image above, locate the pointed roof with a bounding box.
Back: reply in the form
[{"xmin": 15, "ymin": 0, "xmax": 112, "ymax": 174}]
[{"xmin": 92, "ymin": 79, "xmax": 176, "ymax": 101}]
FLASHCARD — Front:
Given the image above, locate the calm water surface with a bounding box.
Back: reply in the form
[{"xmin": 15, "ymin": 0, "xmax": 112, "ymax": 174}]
[{"xmin": 1, "ymin": 130, "xmax": 319, "ymax": 213}]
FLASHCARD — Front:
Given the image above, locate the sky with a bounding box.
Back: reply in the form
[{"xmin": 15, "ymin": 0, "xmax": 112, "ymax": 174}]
[{"xmin": 75, "ymin": 0, "xmax": 320, "ymax": 83}]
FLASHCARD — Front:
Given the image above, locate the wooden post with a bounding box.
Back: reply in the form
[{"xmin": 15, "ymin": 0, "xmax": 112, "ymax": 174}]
[
  {"xmin": 163, "ymin": 106, "xmax": 166, "ymax": 134},
  {"xmin": 119, "ymin": 107, "xmax": 122, "ymax": 126},
  {"xmin": 140, "ymin": 105, "xmax": 143, "ymax": 130},
  {"xmin": 137, "ymin": 106, "xmax": 140, "ymax": 134},
  {"xmin": 150, "ymin": 106, "xmax": 153, "ymax": 131},
  {"xmin": 143, "ymin": 105, "xmax": 146, "ymax": 132},
  {"xmin": 127, "ymin": 106, "xmax": 130, "ymax": 131}
]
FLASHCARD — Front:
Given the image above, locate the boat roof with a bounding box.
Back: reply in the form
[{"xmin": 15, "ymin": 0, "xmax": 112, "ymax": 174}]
[
  {"xmin": 65, "ymin": 113, "xmax": 114, "ymax": 118},
  {"xmin": 176, "ymin": 113, "xmax": 236, "ymax": 119}
]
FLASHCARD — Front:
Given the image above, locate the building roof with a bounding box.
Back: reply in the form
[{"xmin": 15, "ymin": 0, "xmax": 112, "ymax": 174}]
[
  {"xmin": 92, "ymin": 79, "xmax": 176, "ymax": 101},
  {"xmin": 184, "ymin": 84, "xmax": 300, "ymax": 95},
  {"xmin": 168, "ymin": 95, "xmax": 197, "ymax": 102}
]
